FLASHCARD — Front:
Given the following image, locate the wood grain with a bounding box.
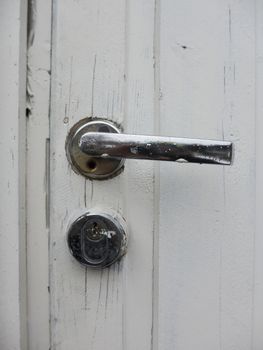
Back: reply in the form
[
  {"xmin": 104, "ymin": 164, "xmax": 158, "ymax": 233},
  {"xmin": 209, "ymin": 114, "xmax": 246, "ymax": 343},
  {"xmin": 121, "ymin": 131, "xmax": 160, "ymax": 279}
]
[
  {"xmin": 49, "ymin": 0, "xmax": 155, "ymax": 349},
  {"xmin": 0, "ymin": 1, "xmax": 27, "ymax": 349},
  {"xmin": 158, "ymin": 1, "xmax": 257, "ymax": 349},
  {"xmin": 26, "ymin": 0, "xmax": 263, "ymax": 349},
  {"xmin": 26, "ymin": 0, "xmax": 51, "ymax": 349}
]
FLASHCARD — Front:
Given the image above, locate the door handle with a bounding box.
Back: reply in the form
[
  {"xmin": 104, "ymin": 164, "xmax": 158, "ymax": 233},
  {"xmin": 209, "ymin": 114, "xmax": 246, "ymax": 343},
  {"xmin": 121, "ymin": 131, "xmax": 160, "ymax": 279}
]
[{"xmin": 66, "ymin": 118, "xmax": 233, "ymax": 180}]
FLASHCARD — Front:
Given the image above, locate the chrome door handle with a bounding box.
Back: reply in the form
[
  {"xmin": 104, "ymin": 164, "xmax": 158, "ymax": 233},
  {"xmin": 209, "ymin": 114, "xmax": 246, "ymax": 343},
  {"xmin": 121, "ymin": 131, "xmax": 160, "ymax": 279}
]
[
  {"xmin": 80, "ymin": 133, "xmax": 232, "ymax": 164},
  {"xmin": 66, "ymin": 118, "xmax": 233, "ymax": 180}
]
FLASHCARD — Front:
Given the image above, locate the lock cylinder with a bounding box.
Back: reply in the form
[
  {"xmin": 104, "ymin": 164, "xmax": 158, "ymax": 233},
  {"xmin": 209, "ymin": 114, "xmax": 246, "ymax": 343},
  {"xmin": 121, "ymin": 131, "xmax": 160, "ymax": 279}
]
[{"xmin": 67, "ymin": 210, "xmax": 127, "ymax": 268}]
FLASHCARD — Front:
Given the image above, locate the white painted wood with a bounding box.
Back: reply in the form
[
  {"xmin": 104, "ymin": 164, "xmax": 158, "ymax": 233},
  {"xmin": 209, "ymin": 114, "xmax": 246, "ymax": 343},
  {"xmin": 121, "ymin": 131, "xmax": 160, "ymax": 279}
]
[
  {"xmin": 24, "ymin": 0, "xmax": 263, "ymax": 349},
  {"xmin": 253, "ymin": 1, "xmax": 263, "ymax": 349},
  {"xmin": 26, "ymin": 0, "xmax": 51, "ymax": 349},
  {"xmin": 0, "ymin": 1, "xmax": 27, "ymax": 349},
  {"xmin": 123, "ymin": 1, "xmax": 156, "ymax": 349},
  {"xmin": 158, "ymin": 1, "xmax": 258, "ymax": 349},
  {"xmin": 49, "ymin": 1, "xmax": 155, "ymax": 349}
]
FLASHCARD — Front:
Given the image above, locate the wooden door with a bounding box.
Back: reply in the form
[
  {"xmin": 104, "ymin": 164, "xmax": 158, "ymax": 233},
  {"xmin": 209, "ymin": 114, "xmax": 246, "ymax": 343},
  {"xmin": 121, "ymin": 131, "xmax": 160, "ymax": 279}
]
[{"xmin": 5, "ymin": 0, "xmax": 263, "ymax": 349}]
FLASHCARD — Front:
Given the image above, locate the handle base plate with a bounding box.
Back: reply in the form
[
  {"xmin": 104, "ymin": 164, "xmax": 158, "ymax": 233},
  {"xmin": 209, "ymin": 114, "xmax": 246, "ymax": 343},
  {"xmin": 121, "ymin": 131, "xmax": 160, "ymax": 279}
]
[{"xmin": 66, "ymin": 118, "xmax": 124, "ymax": 180}]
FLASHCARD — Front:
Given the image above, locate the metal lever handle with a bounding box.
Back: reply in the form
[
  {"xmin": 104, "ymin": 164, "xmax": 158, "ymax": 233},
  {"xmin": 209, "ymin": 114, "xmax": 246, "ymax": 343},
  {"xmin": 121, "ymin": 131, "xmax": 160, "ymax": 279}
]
[
  {"xmin": 79, "ymin": 132, "xmax": 232, "ymax": 165},
  {"xmin": 66, "ymin": 118, "xmax": 233, "ymax": 180}
]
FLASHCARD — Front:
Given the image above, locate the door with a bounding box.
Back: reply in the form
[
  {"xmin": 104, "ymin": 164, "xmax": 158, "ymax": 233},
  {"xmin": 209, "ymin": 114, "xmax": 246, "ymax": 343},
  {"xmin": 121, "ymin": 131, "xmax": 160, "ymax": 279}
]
[{"xmin": 24, "ymin": 0, "xmax": 263, "ymax": 349}]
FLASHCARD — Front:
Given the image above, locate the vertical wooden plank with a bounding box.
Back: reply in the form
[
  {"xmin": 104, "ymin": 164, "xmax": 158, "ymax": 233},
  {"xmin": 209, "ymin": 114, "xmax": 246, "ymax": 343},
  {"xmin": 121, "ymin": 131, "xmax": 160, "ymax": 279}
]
[
  {"xmin": 50, "ymin": 1, "xmax": 126, "ymax": 347},
  {"xmin": 50, "ymin": 1, "xmax": 126, "ymax": 348},
  {"xmin": 26, "ymin": 0, "xmax": 51, "ymax": 349},
  {"xmin": 49, "ymin": 0, "xmax": 155, "ymax": 349},
  {"xmin": 216, "ymin": 3, "xmax": 256, "ymax": 348},
  {"xmin": 0, "ymin": 1, "xmax": 27, "ymax": 349},
  {"xmin": 253, "ymin": 1, "xmax": 263, "ymax": 349},
  {"xmin": 158, "ymin": 1, "xmax": 256, "ymax": 349},
  {"xmin": 123, "ymin": 1, "xmax": 156, "ymax": 349}
]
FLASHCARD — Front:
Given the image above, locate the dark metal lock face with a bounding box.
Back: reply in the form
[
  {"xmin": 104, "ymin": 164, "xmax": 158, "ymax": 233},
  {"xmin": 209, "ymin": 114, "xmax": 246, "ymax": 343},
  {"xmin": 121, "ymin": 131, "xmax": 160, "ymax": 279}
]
[{"xmin": 67, "ymin": 211, "xmax": 127, "ymax": 268}]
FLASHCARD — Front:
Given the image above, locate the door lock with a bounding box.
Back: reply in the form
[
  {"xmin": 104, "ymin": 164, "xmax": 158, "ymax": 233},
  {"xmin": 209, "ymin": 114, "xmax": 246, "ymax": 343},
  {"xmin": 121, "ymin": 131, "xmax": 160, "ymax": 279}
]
[
  {"xmin": 66, "ymin": 118, "xmax": 233, "ymax": 180},
  {"xmin": 67, "ymin": 210, "xmax": 127, "ymax": 268}
]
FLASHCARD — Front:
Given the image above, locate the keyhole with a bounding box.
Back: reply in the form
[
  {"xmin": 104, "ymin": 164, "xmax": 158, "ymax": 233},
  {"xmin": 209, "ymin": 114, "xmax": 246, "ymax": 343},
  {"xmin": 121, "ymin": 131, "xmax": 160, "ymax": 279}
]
[
  {"xmin": 85, "ymin": 221, "xmax": 104, "ymax": 241},
  {"xmin": 86, "ymin": 159, "xmax": 97, "ymax": 172}
]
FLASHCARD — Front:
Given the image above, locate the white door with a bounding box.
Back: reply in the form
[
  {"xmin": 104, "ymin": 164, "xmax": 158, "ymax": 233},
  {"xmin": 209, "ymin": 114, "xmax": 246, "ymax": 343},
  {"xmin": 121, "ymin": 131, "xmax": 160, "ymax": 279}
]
[{"xmin": 4, "ymin": 0, "xmax": 263, "ymax": 349}]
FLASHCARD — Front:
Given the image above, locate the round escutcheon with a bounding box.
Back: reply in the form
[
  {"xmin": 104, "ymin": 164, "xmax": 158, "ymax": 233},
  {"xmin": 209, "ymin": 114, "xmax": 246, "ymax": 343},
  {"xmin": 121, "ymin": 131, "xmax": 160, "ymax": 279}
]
[
  {"xmin": 65, "ymin": 118, "xmax": 125, "ymax": 180},
  {"xmin": 67, "ymin": 210, "xmax": 127, "ymax": 268}
]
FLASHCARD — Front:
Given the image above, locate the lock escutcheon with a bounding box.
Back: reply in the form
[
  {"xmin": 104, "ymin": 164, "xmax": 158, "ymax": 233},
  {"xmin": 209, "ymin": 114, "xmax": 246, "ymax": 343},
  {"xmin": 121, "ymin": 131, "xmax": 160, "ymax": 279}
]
[{"xmin": 67, "ymin": 210, "xmax": 127, "ymax": 268}]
